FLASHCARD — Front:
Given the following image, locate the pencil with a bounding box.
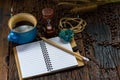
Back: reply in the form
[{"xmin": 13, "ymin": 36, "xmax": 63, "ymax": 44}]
[{"xmin": 41, "ymin": 37, "xmax": 89, "ymax": 61}]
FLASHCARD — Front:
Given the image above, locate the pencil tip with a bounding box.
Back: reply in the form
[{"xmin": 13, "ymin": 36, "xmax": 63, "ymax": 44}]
[{"xmin": 83, "ymin": 57, "xmax": 90, "ymax": 61}]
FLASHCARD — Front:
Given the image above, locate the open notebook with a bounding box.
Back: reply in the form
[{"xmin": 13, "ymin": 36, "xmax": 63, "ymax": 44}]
[{"xmin": 14, "ymin": 37, "xmax": 84, "ymax": 80}]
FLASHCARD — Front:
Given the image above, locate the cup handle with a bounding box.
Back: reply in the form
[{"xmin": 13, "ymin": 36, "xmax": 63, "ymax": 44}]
[{"xmin": 8, "ymin": 32, "xmax": 18, "ymax": 42}]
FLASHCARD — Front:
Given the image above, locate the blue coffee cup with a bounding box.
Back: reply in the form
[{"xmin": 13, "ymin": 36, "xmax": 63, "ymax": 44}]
[{"xmin": 8, "ymin": 13, "xmax": 37, "ymax": 44}]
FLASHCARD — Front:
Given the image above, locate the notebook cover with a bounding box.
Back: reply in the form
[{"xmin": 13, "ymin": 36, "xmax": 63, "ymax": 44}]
[
  {"xmin": 14, "ymin": 48, "xmax": 23, "ymax": 80},
  {"xmin": 13, "ymin": 37, "xmax": 84, "ymax": 80},
  {"xmin": 70, "ymin": 38, "xmax": 84, "ymax": 66}
]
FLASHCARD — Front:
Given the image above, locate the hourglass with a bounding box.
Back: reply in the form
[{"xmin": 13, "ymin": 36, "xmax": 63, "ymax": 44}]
[{"xmin": 42, "ymin": 8, "xmax": 55, "ymax": 37}]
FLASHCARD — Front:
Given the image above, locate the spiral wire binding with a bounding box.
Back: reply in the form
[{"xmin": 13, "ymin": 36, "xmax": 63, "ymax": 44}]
[{"xmin": 39, "ymin": 41, "xmax": 53, "ymax": 71}]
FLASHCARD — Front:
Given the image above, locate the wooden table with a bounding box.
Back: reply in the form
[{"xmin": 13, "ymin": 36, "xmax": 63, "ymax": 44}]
[{"xmin": 0, "ymin": 0, "xmax": 120, "ymax": 80}]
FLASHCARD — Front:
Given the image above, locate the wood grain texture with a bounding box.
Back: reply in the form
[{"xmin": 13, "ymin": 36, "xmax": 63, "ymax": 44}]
[
  {"xmin": 8, "ymin": 0, "xmax": 120, "ymax": 80},
  {"xmin": 0, "ymin": 0, "xmax": 11, "ymax": 80}
]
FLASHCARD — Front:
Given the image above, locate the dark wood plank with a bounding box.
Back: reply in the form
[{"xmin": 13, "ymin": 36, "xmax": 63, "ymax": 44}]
[
  {"xmin": 0, "ymin": 0, "xmax": 11, "ymax": 80},
  {"xmin": 0, "ymin": 8, "xmax": 3, "ymax": 24},
  {"xmin": 81, "ymin": 3, "xmax": 120, "ymax": 80},
  {"xmin": 8, "ymin": 1, "xmax": 120, "ymax": 80}
]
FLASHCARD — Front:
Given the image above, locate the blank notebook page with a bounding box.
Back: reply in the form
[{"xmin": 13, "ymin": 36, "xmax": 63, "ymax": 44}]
[
  {"xmin": 16, "ymin": 41, "xmax": 48, "ymax": 78},
  {"xmin": 46, "ymin": 37, "xmax": 78, "ymax": 71}
]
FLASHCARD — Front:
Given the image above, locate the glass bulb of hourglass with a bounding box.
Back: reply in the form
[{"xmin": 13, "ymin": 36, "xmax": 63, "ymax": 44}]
[
  {"xmin": 46, "ymin": 19, "xmax": 52, "ymax": 30},
  {"xmin": 42, "ymin": 8, "xmax": 54, "ymax": 30}
]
